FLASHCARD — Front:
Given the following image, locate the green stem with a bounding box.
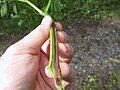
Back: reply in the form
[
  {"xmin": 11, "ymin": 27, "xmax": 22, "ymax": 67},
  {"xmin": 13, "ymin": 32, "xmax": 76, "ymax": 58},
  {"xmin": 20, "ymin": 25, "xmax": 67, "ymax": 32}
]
[
  {"xmin": 48, "ymin": 27, "xmax": 56, "ymax": 76},
  {"xmin": 47, "ymin": 26, "xmax": 65, "ymax": 90},
  {"xmin": 45, "ymin": 0, "xmax": 52, "ymax": 13},
  {"xmin": 18, "ymin": 0, "xmax": 46, "ymax": 16}
]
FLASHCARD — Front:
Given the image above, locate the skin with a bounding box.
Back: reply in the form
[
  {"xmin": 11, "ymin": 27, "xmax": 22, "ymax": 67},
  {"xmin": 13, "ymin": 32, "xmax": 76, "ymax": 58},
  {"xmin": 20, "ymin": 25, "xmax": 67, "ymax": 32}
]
[{"xmin": 0, "ymin": 16, "xmax": 74, "ymax": 90}]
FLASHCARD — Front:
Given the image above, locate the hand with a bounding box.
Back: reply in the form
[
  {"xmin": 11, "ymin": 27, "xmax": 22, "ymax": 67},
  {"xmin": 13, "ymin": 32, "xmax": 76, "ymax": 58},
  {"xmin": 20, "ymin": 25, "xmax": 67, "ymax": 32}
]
[{"xmin": 0, "ymin": 16, "xmax": 74, "ymax": 90}]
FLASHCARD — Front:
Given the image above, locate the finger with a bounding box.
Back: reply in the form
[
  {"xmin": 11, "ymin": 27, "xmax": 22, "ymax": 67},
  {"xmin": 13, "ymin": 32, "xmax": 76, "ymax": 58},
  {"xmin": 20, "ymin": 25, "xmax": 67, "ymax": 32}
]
[
  {"xmin": 17, "ymin": 16, "xmax": 52, "ymax": 49},
  {"xmin": 55, "ymin": 22, "xmax": 69, "ymax": 43},
  {"xmin": 54, "ymin": 22, "xmax": 62, "ymax": 31},
  {"xmin": 57, "ymin": 31, "xmax": 69, "ymax": 43},
  {"xmin": 0, "ymin": 56, "xmax": 2, "ymax": 62},
  {"xmin": 59, "ymin": 43, "xmax": 74, "ymax": 63},
  {"xmin": 41, "ymin": 39, "xmax": 50, "ymax": 55},
  {"xmin": 62, "ymin": 80, "xmax": 70, "ymax": 88},
  {"xmin": 39, "ymin": 50, "xmax": 48, "ymax": 68},
  {"xmin": 59, "ymin": 56, "xmax": 72, "ymax": 63},
  {"xmin": 41, "ymin": 31, "xmax": 69, "ymax": 55},
  {"xmin": 60, "ymin": 62, "xmax": 73, "ymax": 79}
]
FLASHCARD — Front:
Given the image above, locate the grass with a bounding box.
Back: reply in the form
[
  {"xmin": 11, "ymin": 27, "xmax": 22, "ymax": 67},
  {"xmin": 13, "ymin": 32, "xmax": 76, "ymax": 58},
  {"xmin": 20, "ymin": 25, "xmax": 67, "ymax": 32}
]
[{"xmin": 80, "ymin": 72, "xmax": 120, "ymax": 90}]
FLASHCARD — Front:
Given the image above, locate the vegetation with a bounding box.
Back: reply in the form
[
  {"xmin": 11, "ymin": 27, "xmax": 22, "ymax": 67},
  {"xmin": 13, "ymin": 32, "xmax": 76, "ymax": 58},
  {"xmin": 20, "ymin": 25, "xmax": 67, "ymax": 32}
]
[
  {"xmin": 81, "ymin": 72, "xmax": 120, "ymax": 90},
  {"xmin": 0, "ymin": 0, "xmax": 120, "ymax": 34}
]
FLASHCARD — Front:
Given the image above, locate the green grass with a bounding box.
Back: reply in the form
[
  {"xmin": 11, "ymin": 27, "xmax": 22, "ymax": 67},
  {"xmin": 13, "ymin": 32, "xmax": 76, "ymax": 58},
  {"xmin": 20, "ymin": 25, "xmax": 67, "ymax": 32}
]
[{"xmin": 81, "ymin": 72, "xmax": 120, "ymax": 90}]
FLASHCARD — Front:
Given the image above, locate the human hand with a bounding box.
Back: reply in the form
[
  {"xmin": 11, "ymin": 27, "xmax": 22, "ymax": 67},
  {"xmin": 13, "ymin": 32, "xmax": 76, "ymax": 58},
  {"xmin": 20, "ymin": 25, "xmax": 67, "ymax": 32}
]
[{"xmin": 0, "ymin": 16, "xmax": 74, "ymax": 90}]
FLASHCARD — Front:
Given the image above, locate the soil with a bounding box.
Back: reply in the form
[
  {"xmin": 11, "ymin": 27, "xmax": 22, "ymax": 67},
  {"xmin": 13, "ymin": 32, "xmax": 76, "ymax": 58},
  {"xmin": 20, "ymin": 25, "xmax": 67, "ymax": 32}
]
[
  {"xmin": 0, "ymin": 18, "xmax": 120, "ymax": 90},
  {"xmin": 64, "ymin": 18, "xmax": 120, "ymax": 90}
]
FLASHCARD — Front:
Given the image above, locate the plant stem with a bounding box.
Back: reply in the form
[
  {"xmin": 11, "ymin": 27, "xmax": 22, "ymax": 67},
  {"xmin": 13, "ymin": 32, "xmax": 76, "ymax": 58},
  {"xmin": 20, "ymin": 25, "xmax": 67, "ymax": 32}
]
[
  {"xmin": 47, "ymin": 25, "xmax": 65, "ymax": 90},
  {"xmin": 18, "ymin": 0, "xmax": 46, "ymax": 16},
  {"xmin": 45, "ymin": 0, "xmax": 52, "ymax": 13},
  {"xmin": 47, "ymin": 26, "xmax": 56, "ymax": 76}
]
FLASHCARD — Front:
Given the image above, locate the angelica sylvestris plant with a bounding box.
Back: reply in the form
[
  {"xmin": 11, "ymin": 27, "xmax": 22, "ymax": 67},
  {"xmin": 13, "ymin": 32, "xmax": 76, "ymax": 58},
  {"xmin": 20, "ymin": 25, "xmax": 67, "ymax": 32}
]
[{"xmin": 0, "ymin": 0, "xmax": 64, "ymax": 90}]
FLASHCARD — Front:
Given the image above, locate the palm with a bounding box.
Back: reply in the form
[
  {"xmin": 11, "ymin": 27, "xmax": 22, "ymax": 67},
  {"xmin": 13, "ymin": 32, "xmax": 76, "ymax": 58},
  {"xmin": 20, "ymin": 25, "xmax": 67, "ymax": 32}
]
[
  {"xmin": 0, "ymin": 50, "xmax": 54, "ymax": 90},
  {"xmin": 33, "ymin": 52, "xmax": 56, "ymax": 90},
  {"xmin": 35, "ymin": 68, "xmax": 54, "ymax": 90}
]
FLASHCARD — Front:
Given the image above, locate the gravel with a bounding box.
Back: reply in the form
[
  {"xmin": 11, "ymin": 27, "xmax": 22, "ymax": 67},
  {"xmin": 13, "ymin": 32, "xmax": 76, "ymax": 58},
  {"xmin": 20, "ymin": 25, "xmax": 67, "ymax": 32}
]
[{"xmin": 63, "ymin": 19, "xmax": 120, "ymax": 90}]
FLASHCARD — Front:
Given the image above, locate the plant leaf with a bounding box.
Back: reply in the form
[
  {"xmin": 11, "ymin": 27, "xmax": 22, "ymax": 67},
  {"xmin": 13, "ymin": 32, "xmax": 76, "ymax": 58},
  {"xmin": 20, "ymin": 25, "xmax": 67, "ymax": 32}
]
[
  {"xmin": 0, "ymin": 2, "xmax": 8, "ymax": 17},
  {"xmin": 13, "ymin": 3, "xmax": 18, "ymax": 14},
  {"xmin": 18, "ymin": 19, "xmax": 25, "ymax": 26}
]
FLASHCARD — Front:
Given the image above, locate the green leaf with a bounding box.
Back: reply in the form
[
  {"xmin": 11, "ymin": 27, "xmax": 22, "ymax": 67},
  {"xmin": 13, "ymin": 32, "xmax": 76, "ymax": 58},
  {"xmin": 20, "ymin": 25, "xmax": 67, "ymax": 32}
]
[
  {"xmin": 11, "ymin": 14, "xmax": 26, "ymax": 19},
  {"xmin": 0, "ymin": 2, "xmax": 8, "ymax": 17},
  {"xmin": 13, "ymin": 3, "xmax": 18, "ymax": 14},
  {"xmin": 50, "ymin": 0, "xmax": 63, "ymax": 20},
  {"xmin": 45, "ymin": 0, "xmax": 51, "ymax": 13},
  {"xmin": 18, "ymin": 19, "xmax": 25, "ymax": 26},
  {"xmin": 18, "ymin": 0, "xmax": 28, "ymax": 3}
]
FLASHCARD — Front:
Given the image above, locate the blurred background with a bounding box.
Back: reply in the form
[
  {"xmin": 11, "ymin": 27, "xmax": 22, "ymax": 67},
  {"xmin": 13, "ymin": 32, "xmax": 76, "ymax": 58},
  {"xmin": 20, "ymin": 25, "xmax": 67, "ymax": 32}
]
[{"xmin": 0, "ymin": 0, "xmax": 120, "ymax": 90}]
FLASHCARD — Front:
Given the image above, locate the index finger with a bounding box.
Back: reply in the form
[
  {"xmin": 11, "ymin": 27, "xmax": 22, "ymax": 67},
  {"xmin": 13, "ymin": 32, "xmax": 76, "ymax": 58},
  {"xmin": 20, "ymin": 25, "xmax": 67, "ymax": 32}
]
[{"xmin": 54, "ymin": 22, "xmax": 62, "ymax": 31}]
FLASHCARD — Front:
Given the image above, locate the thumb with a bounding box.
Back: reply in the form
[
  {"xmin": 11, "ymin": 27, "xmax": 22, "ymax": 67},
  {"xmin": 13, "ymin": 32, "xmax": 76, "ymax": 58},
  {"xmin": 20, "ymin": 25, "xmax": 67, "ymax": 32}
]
[{"xmin": 19, "ymin": 15, "xmax": 52, "ymax": 48}]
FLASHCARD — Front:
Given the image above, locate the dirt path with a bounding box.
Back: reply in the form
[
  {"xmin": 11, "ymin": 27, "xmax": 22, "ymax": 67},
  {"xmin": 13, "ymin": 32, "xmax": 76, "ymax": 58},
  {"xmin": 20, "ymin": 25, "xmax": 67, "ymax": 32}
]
[
  {"xmin": 0, "ymin": 18, "xmax": 120, "ymax": 90},
  {"xmin": 63, "ymin": 18, "xmax": 120, "ymax": 90}
]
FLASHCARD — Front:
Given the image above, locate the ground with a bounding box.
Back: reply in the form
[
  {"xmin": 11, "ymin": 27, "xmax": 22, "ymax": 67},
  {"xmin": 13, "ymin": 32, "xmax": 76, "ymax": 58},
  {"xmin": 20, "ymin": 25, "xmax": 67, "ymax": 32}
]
[{"xmin": 0, "ymin": 18, "xmax": 120, "ymax": 90}]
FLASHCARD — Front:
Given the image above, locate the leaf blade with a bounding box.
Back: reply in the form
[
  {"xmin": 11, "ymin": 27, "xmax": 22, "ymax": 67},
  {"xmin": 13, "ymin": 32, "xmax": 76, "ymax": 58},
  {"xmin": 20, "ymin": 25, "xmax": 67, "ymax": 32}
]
[{"xmin": 0, "ymin": 2, "xmax": 8, "ymax": 17}]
